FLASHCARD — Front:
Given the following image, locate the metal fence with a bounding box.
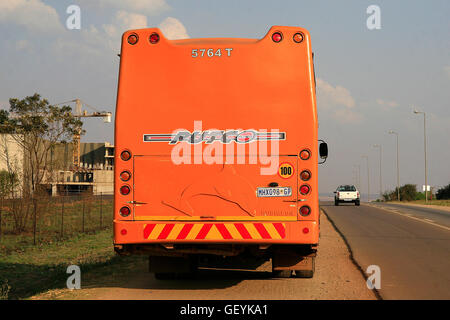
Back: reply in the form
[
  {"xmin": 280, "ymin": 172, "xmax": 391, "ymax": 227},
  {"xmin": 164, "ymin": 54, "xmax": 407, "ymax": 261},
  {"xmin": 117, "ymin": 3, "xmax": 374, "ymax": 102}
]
[{"xmin": 0, "ymin": 192, "xmax": 113, "ymax": 248}]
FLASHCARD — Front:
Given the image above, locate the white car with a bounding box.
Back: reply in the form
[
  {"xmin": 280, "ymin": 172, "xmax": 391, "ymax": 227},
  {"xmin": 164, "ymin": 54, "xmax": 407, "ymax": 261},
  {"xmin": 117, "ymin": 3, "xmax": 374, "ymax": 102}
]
[{"xmin": 334, "ymin": 185, "xmax": 360, "ymax": 206}]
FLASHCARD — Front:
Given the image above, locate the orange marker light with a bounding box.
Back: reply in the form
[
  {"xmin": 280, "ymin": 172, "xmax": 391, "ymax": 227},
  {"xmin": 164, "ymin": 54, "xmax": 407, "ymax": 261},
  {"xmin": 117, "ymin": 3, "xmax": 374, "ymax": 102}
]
[
  {"xmin": 300, "ymin": 170, "xmax": 311, "ymax": 181},
  {"xmin": 293, "ymin": 32, "xmax": 304, "ymax": 43},
  {"xmin": 300, "ymin": 149, "xmax": 310, "ymax": 160},
  {"xmin": 120, "ymin": 150, "xmax": 131, "ymax": 161},
  {"xmin": 127, "ymin": 34, "xmax": 138, "ymax": 45},
  {"xmin": 120, "ymin": 171, "xmax": 131, "ymax": 182}
]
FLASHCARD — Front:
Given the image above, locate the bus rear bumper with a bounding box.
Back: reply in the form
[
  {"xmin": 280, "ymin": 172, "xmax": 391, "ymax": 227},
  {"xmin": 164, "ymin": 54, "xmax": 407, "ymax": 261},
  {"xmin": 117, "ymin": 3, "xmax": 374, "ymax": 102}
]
[{"xmin": 113, "ymin": 220, "xmax": 318, "ymax": 247}]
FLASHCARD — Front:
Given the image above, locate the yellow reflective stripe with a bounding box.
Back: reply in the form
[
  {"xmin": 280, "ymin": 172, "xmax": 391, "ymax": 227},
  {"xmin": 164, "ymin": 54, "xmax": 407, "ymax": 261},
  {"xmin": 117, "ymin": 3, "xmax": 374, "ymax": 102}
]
[
  {"xmin": 225, "ymin": 223, "xmax": 243, "ymax": 240},
  {"xmin": 185, "ymin": 223, "xmax": 203, "ymax": 240},
  {"xmin": 166, "ymin": 223, "xmax": 184, "ymax": 240},
  {"xmin": 265, "ymin": 223, "xmax": 282, "ymax": 240},
  {"xmin": 148, "ymin": 224, "xmax": 165, "ymax": 239},
  {"xmin": 244, "ymin": 223, "xmax": 261, "ymax": 239},
  {"xmin": 204, "ymin": 224, "xmax": 222, "ymax": 240}
]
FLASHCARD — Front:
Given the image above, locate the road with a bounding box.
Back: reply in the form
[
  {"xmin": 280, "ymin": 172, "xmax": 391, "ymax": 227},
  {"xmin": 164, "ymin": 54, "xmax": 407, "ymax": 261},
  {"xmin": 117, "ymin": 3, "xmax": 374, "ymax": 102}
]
[
  {"xmin": 321, "ymin": 201, "xmax": 450, "ymax": 299},
  {"xmin": 31, "ymin": 211, "xmax": 376, "ymax": 300}
]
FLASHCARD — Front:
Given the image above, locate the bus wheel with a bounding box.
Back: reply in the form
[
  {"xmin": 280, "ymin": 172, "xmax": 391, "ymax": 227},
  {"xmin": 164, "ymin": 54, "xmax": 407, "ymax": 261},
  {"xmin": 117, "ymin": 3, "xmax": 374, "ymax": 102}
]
[
  {"xmin": 154, "ymin": 272, "xmax": 176, "ymax": 280},
  {"xmin": 293, "ymin": 257, "xmax": 315, "ymax": 278},
  {"xmin": 272, "ymin": 270, "xmax": 292, "ymax": 278}
]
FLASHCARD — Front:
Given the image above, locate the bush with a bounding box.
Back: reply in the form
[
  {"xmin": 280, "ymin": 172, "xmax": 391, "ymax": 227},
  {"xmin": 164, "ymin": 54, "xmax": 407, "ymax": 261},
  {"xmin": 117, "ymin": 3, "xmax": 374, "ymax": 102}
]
[
  {"xmin": 383, "ymin": 184, "xmax": 419, "ymax": 201},
  {"xmin": 436, "ymin": 184, "xmax": 450, "ymax": 200}
]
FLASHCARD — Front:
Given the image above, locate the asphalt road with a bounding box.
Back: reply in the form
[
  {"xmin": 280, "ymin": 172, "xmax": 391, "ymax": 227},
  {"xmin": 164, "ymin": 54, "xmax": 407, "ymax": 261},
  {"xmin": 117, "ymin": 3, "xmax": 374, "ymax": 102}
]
[{"xmin": 321, "ymin": 201, "xmax": 450, "ymax": 299}]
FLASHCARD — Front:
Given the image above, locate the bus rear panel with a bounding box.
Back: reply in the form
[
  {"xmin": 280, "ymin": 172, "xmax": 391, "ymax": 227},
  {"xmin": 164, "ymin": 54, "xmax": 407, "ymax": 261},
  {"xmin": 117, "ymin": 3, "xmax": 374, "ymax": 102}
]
[{"xmin": 114, "ymin": 26, "xmax": 319, "ymax": 277}]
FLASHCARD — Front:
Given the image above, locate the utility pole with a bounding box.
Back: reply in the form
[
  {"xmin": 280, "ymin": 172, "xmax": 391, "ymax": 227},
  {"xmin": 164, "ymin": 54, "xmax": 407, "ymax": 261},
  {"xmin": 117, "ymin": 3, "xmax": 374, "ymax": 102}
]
[
  {"xmin": 389, "ymin": 130, "xmax": 400, "ymax": 201},
  {"xmin": 362, "ymin": 155, "xmax": 370, "ymax": 202},
  {"xmin": 372, "ymin": 144, "xmax": 382, "ymax": 200},
  {"xmin": 413, "ymin": 109, "xmax": 428, "ymax": 203}
]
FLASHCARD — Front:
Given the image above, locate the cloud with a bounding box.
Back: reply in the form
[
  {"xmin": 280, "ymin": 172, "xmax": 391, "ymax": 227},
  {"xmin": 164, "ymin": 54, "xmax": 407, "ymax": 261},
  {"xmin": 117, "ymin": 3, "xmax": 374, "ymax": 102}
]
[
  {"xmin": 376, "ymin": 99, "xmax": 398, "ymax": 108},
  {"xmin": 333, "ymin": 108, "xmax": 363, "ymax": 124},
  {"xmin": 103, "ymin": 10, "xmax": 148, "ymax": 39},
  {"xmin": 158, "ymin": 17, "xmax": 189, "ymax": 40},
  {"xmin": 445, "ymin": 66, "xmax": 450, "ymax": 79},
  {"xmin": 77, "ymin": 0, "xmax": 169, "ymax": 16},
  {"xmin": 316, "ymin": 78, "xmax": 355, "ymax": 108},
  {"xmin": 0, "ymin": 0, "xmax": 64, "ymax": 33}
]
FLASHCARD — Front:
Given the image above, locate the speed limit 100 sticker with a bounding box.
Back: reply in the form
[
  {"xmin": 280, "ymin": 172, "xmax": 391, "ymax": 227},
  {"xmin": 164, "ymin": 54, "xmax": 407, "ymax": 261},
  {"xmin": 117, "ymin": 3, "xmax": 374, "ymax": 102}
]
[{"xmin": 278, "ymin": 162, "xmax": 294, "ymax": 179}]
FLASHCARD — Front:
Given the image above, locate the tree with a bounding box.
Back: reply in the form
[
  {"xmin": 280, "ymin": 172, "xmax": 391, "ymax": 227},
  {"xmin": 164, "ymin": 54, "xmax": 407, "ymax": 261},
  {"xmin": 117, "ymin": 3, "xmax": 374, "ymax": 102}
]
[
  {"xmin": 5, "ymin": 93, "xmax": 84, "ymax": 197},
  {"xmin": 436, "ymin": 184, "xmax": 450, "ymax": 200}
]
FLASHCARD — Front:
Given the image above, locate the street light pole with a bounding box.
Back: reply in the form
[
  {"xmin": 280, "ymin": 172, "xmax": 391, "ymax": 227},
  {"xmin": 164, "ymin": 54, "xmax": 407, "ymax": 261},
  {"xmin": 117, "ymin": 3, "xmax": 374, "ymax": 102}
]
[
  {"xmin": 389, "ymin": 130, "xmax": 400, "ymax": 201},
  {"xmin": 372, "ymin": 144, "xmax": 382, "ymax": 200},
  {"xmin": 414, "ymin": 109, "xmax": 428, "ymax": 203},
  {"xmin": 362, "ymin": 155, "xmax": 369, "ymax": 202}
]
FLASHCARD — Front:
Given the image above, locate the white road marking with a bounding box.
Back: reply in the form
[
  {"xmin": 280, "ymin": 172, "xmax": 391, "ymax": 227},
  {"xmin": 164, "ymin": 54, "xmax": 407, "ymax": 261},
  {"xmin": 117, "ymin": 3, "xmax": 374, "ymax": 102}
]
[{"xmin": 365, "ymin": 204, "xmax": 450, "ymax": 232}]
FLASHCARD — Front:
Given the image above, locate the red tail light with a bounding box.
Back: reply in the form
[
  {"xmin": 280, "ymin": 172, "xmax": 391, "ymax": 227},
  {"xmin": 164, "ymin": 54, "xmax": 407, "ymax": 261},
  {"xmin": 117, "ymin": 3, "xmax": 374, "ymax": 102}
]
[
  {"xmin": 272, "ymin": 32, "xmax": 283, "ymax": 43},
  {"xmin": 299, "ymin": 206, "xmax": 311, "ymax": 216},
  {"xmin": 300, "ymin": 170, "xmax": 311, "ymax": 181},
  {"xmin": 300, "ymin": 185, "xmax": 310, "ymax": 195},
  {"xmin": 120, "ymin": 229, "xmax": 127, "ymax": 235},
  {"xmin": 149, "ymin": 33, "xmax": 160, "ymax": 44},
  {"xmin": 127, "ymin": 33, "xmax": 138, "ymax": 45},
  {"xmin": 120, "ymin": 150, "xmax": 131, "ymax": 161},
  {"xmin": 119, "ymin": 206, "xmax": 131, "ymax": 217},
  {"xmin": 303, "ymin": 227, "xmax": 310, "ymax": 234},
  {"xmin": 120, "ymin": 185, "xmax": 130, "ymax": 195},
  {"xmin": 120, "ymin": 171, "xmax": 131, "ymax": 182},
  {"xmin": 337, "ymin": 192, "xmax": 340, "ymax": 197},
  {"xmin": 299, "ymin": 149, "xmax": 311, "ymax": 160}
]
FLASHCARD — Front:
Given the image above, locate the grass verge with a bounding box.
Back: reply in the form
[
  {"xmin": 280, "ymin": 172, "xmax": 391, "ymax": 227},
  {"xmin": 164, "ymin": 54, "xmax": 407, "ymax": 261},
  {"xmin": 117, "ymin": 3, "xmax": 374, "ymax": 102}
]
[{"xmin": 0, "ymin": 228, "xmax": 140, "ymax": 300}]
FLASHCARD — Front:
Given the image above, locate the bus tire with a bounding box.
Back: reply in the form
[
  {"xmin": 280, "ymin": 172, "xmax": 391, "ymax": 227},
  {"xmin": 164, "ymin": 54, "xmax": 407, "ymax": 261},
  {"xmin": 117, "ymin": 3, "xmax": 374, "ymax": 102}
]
[{"xmin": 272, "ymin": 270, "xmax": 292, "ymax": 278}]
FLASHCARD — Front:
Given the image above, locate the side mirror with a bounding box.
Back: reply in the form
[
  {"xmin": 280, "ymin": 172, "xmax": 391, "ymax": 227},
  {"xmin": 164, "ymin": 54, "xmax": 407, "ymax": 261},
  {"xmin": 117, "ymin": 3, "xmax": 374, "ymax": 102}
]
[
  {"xmin": 319, "ymin": 142, "xmax": 328, "ymax": 159},
  {"xmin": 333, "ymin": 191, "xmax": 337, "ymax": 193}
]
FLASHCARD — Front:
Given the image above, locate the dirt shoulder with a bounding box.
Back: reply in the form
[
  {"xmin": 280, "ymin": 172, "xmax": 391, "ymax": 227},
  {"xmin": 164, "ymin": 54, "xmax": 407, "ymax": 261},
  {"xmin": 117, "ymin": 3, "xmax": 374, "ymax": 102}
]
[{"xmin": 31, "ymin": 212, "xmax": 376, "ymax": 300}]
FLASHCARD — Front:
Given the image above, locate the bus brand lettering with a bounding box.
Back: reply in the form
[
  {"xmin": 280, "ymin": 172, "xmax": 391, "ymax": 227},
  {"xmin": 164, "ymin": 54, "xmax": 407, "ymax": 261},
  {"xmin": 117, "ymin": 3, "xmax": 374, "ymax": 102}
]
[{"xmin": 143, "ymin": 130, "xmax": 286, "ymax": 145}]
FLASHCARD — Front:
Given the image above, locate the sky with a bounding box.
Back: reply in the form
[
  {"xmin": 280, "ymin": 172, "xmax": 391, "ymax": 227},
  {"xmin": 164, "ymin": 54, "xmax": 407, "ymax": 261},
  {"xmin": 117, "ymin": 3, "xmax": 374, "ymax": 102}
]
[{"xmin": 0, "ymin": 0, "xmax": 449, "ymax": 196}]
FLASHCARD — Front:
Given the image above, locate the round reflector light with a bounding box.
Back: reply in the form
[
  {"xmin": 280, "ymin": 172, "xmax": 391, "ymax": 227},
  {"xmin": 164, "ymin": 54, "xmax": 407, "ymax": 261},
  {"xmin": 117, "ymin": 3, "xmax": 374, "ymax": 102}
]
[
  {"xmin": 121, "ymin": 229, "xmax": 127, "ymax": 236},
  {"xmin": 299, "ymin": 206, "xmax": 311, "ymax": 216},
  {"xmin": 149, "ymin": 33, "xmax": 160, "ymax": 44},
  {"xmin": 272, "ymin": 32, "xmax": 283, "ymax": 43},
  {"xmin": 119, "ymin": 206, "xmax": 131, "ymax": 217},
  {"xmin": 127, "ymin": 34, "xmax": 138, "ymax": 45},
  {"xmin": 300, "ymin": 170, "xmax": 311, "ymax": 181},
  {"xmin": 299, "ymin": 149, "xmax": 311, "ymax": 160},
  {"xmin": 120, "ymin": 185, "xmax": 130, "ymax": 195},
  {"xmin": 120, "ymin": 171, "xmax": 131, "ymax": 182},
  {"xmin": 120, "ymin": 150, "xmax": 131, "ymax": 161},
  {"xmin": 293, "ymin": 32, "xmax": 304, "ymax": 43},
  {"xmin": 303, "ymin": 227, "xmax": 309, "ymax": 234}
]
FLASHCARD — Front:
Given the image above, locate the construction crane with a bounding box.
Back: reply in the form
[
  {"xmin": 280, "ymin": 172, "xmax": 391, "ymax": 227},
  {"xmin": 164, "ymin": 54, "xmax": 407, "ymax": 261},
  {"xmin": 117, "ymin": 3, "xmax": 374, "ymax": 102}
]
[{"xmin": 55, "ymin": 99, "xmax": 112, "ymax": 169}]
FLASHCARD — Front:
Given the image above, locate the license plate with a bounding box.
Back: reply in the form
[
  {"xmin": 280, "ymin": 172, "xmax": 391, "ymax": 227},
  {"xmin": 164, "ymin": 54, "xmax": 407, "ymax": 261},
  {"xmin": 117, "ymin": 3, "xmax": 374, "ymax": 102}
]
[{"xmin": 257, "ymin": 187, "xmax": 292, "ymax": 197}]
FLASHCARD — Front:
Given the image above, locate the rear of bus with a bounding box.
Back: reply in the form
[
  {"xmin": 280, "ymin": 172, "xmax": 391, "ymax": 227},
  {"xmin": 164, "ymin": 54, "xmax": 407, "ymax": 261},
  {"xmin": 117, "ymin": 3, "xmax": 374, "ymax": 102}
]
[{"xmin": 114, "ymin": 26, "xmax": 320, "ymax": 277}]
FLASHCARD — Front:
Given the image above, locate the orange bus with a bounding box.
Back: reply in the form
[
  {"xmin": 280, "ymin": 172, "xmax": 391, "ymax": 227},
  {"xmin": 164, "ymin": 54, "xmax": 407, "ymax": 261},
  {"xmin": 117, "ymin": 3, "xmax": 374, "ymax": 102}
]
[{"xmin": 113, "ymin": 26, "xmax": 328, "ymax": 278}]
